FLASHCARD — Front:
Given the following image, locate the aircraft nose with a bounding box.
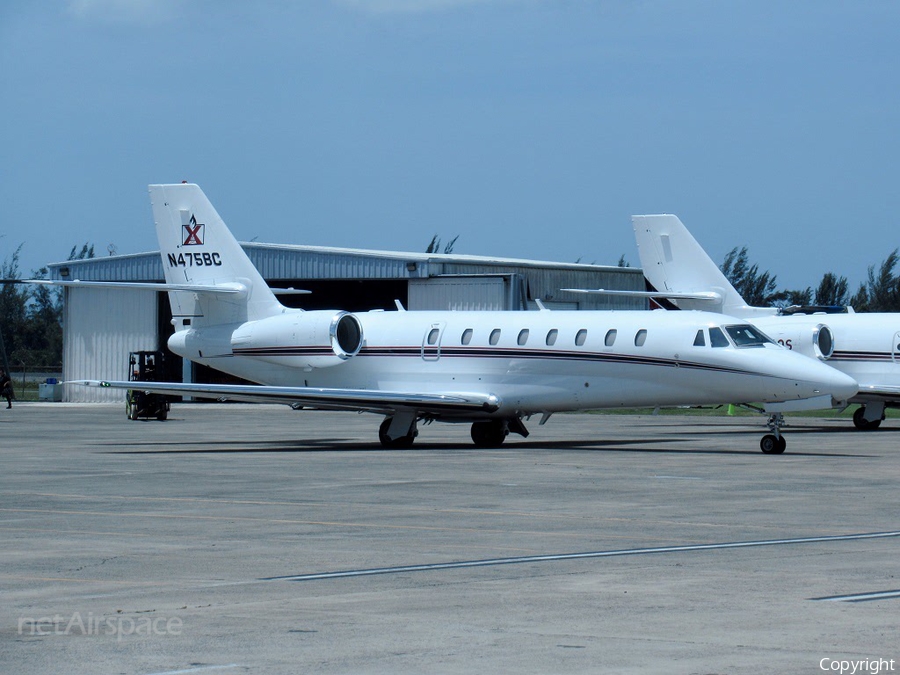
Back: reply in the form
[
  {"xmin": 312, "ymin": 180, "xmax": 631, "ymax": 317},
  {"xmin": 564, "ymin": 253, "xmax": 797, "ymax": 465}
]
[
  {"xmin": 819, "ymin": 366, "xmax": 858, "ymax": 402},
  {"xmin": 803, "ymin": 359, "xmax": 858, "ymax": 401}
]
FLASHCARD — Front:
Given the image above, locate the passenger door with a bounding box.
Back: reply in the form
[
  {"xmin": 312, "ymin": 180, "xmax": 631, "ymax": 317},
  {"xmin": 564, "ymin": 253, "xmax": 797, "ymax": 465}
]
[{"xmin": 421, "ymin": 322, "xmax": 446, "ymax": 362}]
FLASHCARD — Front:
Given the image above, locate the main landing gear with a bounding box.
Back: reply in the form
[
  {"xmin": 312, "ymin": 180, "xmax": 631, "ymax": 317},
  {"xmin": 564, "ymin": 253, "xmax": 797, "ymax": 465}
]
[
  {"xmin": 469, "ymin": 418, "xmax": 530, "ymax": 448},
  {"xmin": 760, "ymin": 413, "xmax": 787, "ymax": 454},
  {"xmin": 378, "ymin": 416, "xmax": 418, "ymax": 449},
  {"xmin": 852, "ymin": 404, "xmax": 885, "ymax": 431},
  {"xmin": 378, "ymin": 416, "xmax": 529, "ymax": 449}
]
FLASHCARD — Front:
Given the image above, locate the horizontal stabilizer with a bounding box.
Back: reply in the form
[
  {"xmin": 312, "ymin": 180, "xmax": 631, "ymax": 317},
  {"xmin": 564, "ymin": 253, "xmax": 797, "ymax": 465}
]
[
  {"xmin": 561, "ymin": 287, "xmax": 723, "ymax": 301},
  {"xmin": 271, "ymin": 288, "xmax": 312, "ymax": 295},
  {"xmin": 69, "ymin": 380, "xmax": 502, "ymax": 415}
]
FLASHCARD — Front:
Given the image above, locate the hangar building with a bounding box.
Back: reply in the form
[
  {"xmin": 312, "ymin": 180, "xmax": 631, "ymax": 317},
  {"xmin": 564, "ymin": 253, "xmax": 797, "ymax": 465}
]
[{"xmin": 49, "ymin": 243, "xmax": 647, "ymax": 402}]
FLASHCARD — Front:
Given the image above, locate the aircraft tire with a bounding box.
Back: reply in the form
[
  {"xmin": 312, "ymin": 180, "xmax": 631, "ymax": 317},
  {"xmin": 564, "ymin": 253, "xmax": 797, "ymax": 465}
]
[
  {"xmin": 852, "ymin": 406, "xmax": 882, "ymax": 430},
  {"xmin": 471, "ymin": 420, "xmax": 508, "ymax": 448},
  {"xmin": 760, "ymin": 434, "xmax": 786, "ymax": 455},
  {"xmin": 378, "ymin": 417, "xmax": 416, "ymax": 449}
]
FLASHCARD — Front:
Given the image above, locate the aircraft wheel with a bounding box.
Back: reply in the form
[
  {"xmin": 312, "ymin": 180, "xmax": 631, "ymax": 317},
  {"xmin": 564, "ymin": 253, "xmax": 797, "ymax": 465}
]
[
  {"xmin": 471, "ymin": 420, "xmax": 508, "ymax": 448},
  {"xmin": 852, "ymin": 406, "xmax": 882, "ymax": 430},
  {"xmin": 156, "ymin": 407, "xmax": 168, "ymax": 421},
  {"xmin": 378, "ymin": 417, "xmax": 416, "ymax": 449},
  {"xmin": 760, "ymin": 434, "xmax": 786, "ymax": 455},
  {"xmin": 126, "ymin": 394, "xmax": 138, "ymax": 421}
]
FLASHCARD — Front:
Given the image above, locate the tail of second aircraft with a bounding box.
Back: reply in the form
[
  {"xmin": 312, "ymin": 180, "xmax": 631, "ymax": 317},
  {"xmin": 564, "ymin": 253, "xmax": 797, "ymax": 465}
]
[
  {"xmin": 150, "ymin": 183, "xmax": 283, "ymax": 328},
  {"xmin": 631, "ymin": 214, "xmax": 776, "ymax": 317}
]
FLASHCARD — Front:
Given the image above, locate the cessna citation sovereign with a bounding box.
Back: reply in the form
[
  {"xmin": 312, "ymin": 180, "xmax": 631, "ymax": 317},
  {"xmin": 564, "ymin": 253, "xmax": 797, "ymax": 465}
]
[
  {"xmin": 625, "ymin": 213, "xmax": 899, "ymax": 431},
  {"xmin": 67, "ymin": 184, "xmax": 857, "ymax": 453}
]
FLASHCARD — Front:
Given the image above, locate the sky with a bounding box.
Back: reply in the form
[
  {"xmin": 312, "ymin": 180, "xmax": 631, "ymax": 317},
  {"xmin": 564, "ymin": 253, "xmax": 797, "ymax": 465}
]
[{"xmin": 1, "ymin": 0, "xmax": 898, "ymax": 293}]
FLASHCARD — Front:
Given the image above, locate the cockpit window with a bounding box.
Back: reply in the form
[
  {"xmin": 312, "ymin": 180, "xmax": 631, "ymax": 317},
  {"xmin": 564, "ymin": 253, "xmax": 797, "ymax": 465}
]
[
  {"xmin": 708, "ymin": 326, "xmax": 730, "ymax": 348},
  {"xmin": 693, "ymin": 330, "xmax": 705, "ymax": 347},
  {"xmin": 725, "ymin": 324, "xmax": 773, "ymax": 347}
]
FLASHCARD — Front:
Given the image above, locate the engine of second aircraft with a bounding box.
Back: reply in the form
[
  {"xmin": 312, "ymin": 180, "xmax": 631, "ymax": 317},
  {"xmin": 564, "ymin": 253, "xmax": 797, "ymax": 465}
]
[
  {"xmin": 765, "ymin": 322, "xmax": 835, "ymax": 361},
  {"xmin": 230, "ymin": 310, "xmax": 364, "ymax": 369}
]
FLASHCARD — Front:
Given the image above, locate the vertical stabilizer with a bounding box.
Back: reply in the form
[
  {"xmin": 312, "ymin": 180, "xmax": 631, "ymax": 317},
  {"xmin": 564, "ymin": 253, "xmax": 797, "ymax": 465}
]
[
  {"xmin": 150, "ymin": 183, "xmax": 282, "ymax": 327},
  {"xmin": 632, "ymin": 214, "xmax": 767, "ymax": 316}
]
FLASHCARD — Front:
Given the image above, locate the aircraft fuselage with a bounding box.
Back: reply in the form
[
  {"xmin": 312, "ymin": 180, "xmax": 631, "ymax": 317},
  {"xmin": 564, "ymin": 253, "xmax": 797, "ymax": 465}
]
[{"xmin": 171, "ymin": 308, "xmax": 856, "ymax": 419}]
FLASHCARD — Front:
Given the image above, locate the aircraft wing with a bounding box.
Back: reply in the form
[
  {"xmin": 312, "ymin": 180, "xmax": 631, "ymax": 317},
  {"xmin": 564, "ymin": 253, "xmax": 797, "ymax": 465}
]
[
  {"xmin": 16, "ymin": 280, "xmax": 309, "ymax": 295},
  {"xmin": 20, "ymin": 279, "xmax": 248, "ymax": 294},
  {"xmin": 71, "ymin": 380, "xmax": 502, "ymax": 415},
  {"xmin": 857, "ymin": 384, "xmax": 900, "ymax": 398}
]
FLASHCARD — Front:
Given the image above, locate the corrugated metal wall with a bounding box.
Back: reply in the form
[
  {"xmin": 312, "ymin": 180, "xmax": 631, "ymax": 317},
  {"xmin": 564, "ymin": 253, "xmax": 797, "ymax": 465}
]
[
  {"xmin": 437, "ymin": 263, "xmax": 645, "ymax": 310},
  {"xmin": 63, "ymin": 287, "xmax": 158, "ymax": 403},
  {"xmin": 409, "ymin": 277, "xmax": 510, "ymax": 310}
]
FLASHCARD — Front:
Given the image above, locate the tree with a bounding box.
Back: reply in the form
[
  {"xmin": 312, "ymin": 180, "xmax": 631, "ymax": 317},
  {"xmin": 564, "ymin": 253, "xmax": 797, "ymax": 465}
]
[
  {"xmin": 853, "ymin": 249, "xmax": 900, "ymax": 312},
  {"xmin": 720, "ymin": 246, "xmax": 786, "ymax": 307},
  {"xmin": 0, "ymin": 246, "xmax": 29, "ymax": 370},
  {"xmin": 850, "ymin": 283, "xmax": 869, "ymax": 312},
  {"xmin": 0, "ymin": 242, "xmax": 96, "ymax": 370},
  {"xmin": 782, "ymin": 288, "xmax": 812, "ymax": 307},
  {"xmin": 68, "ymin": 243, "xmax": 95, "ymax": 260},
  {"xmin": 425, "ymin": 234, "xmax": 459, "ymax": 255},
  {"xmin": 20, "ymin": 266, "xmax": 63, "ymax": 367},
  {"xmin": 814, "ymin": 272, "xmax": 850, "ymax": 307}
]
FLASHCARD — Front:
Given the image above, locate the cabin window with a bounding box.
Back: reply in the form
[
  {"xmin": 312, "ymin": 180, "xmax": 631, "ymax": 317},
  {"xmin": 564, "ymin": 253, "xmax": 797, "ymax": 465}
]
[
  {"xmin": 575, "ymin": 329, "xmax": 588, "ymax": 346},
  {"xmin": 604, "ymin": 329, "xmax": 617, "ymax": 347},
  {"xmin": 517, "ymin": 329, "xmax": 529, "ymax": 346},
  {"xmin": 634, "ymin": 329, "xmax": 647, "ymax": 347},
  {"xmin": 546, "ymin": 329, "xmax": 558, "ymax": 346},
  {"xmin": 427, "ymin": 328, "xmax": 440, "ymax": 345},
  {"xmin": 693, "ymin": 330, "xmax": 706, "ymax": 347},
  {"xmin": 709, "ymin": 326, "xmax": 730, "ymax": 348},
  {"xmin": 490, "ymin": 329, "xmax": 501, "ymax": 346},
  {"xmin": 461, "ymin": 328, "xmax": 473, "ymax": 345}
]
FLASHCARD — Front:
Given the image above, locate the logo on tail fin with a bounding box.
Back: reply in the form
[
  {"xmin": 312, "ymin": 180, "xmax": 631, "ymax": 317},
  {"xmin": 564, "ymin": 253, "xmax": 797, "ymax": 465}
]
[{"xmin": 182, "ymin": 215, "xmax": 205, "ymax": 246}]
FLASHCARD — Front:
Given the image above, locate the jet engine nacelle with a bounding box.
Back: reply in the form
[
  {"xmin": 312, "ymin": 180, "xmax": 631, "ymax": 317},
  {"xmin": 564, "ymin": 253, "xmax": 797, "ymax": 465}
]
[
  {"xmin": 763, "ymin": 322, "xmax": 834, "ymax": 360},
  {"xmin": 231, "ymin": 310, "xmax": 364, "ymax": 369}
]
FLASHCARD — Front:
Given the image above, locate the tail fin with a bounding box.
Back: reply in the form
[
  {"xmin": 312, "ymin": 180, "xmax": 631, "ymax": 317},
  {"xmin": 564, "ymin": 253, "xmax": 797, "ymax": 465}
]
[
  {"xmin": 631, "ymin": 214, "xmax": 765, "ymax": 317},
  {"xmin": 150, "ymin": 183, "xmax": 282, "ymax": 327}
]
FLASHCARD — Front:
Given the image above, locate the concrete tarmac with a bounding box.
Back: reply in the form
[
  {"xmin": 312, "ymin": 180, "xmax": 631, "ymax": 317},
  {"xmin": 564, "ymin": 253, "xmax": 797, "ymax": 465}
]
[{"xmin": 1, "ymin": 403, "xmax": 898, "ymax": 674}]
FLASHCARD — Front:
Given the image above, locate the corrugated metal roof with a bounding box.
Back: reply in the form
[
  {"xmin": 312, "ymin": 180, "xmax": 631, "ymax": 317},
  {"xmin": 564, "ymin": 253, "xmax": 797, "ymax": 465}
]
[{"xmin": 49, "ymin": 250, "xmax": 164, "ymax": 281}]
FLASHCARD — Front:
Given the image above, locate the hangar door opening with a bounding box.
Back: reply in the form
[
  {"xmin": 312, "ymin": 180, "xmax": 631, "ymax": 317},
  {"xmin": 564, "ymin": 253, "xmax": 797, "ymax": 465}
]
[{"xmin": 270, "ymin": 279, "xmax": 409, "ymax": 312}]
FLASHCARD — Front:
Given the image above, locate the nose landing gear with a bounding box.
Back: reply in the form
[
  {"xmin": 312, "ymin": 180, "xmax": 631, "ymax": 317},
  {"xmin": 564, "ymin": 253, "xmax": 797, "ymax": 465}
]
[{"xmin": 760, "ymin": 413, "xmax": 787, "ymax": 454}]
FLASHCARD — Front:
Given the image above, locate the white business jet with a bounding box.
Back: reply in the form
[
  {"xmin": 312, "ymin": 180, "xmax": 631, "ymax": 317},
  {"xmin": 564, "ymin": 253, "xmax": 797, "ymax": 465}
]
[
  {"xmin": 66, "ymin": 184, "xmax": 857, "ymax": 453},
  {"xmin": 622, "ymin": 213, "xmax": 899, "ymax": 430}
]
